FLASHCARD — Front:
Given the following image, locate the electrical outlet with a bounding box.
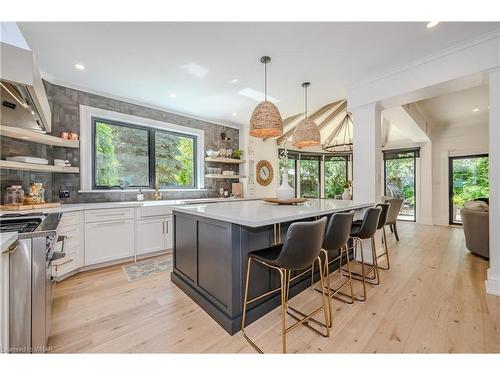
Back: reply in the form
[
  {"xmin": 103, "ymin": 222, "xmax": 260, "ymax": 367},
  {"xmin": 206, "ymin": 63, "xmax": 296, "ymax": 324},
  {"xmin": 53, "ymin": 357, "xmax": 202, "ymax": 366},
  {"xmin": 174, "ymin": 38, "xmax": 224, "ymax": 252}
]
[{"xmin": 59, "ymin": 190, "xmax": 70, "ymax": 198}]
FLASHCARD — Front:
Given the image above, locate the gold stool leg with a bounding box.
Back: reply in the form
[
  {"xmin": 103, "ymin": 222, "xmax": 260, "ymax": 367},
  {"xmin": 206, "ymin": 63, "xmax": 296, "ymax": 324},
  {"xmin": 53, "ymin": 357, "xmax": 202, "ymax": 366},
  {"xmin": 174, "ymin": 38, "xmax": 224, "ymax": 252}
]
[
  {"xmin": 370, "ymin": 236, "xmax": 380, "ymax": 285},
  {"xmin": 241, "ymin": 257, "xmax": 265, "ymax": 354},
  {"xmin": 343, "ymin": 244, "xmax": 355, "ymax": 303},
  {"xmin": 279, "ymin": 268, "xmax": 287, "ymax": 353},
  {"xmin": 377, "ymin": 226, "xmax": 391, "ymax": 270}
]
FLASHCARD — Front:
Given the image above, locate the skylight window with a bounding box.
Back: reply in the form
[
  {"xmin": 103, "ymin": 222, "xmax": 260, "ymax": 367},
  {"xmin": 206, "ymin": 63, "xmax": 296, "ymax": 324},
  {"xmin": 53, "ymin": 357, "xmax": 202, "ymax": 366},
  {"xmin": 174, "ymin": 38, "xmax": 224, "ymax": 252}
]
[{"xmin": 180, "ymin": 62, "xmax": 209, "ymax": 78}]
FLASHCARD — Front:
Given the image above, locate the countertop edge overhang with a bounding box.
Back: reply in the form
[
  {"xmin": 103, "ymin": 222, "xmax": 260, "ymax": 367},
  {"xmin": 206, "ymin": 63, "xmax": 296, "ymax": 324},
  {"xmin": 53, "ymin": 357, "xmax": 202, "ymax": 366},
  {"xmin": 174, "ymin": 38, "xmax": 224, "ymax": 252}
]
[{"xmin": 172, "ymin": 200, "xmax": 374, "ymax": 227}]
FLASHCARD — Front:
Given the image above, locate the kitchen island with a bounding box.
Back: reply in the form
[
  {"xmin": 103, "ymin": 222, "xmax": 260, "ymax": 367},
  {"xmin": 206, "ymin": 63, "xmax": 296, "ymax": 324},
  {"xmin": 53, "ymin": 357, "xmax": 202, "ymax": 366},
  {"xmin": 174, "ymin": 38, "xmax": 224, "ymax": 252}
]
[{"xmin": 171, "ymin": 199, "xmax": 372, "ymax": 334}]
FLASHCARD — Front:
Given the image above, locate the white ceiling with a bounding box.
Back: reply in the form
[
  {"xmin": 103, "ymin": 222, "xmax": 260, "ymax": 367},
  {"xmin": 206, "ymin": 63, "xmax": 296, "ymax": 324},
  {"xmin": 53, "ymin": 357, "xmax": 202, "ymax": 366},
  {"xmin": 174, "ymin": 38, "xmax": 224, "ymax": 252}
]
[
  {"xmin": 18, "ymin": 22, "xmax": 499, "ymax": 128},
  {"xmin": 417, "ymin": 84, "xmax": 489, "ymax": 128}
]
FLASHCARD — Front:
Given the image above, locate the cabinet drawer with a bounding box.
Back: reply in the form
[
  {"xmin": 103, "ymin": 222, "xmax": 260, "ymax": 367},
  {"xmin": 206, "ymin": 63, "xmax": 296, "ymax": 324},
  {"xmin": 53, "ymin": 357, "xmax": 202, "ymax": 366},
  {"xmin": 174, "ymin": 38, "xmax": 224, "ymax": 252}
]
[
  {"xmin": 139, "ymin": 205, "xmax": 173, "ymax": 218},
  {"xmin": 84, "ymin": 219, "xmax": 135, "ymax": 265},
  {"xmin": 85, "ymin": 208, "xmax": 135, "ymax": 223},
  {"xmin": 53, "ymin": 249, "xmax": 80, "ymax": 278},
  {"xmin": 59, "ymin": 211, "xmax": 81, "ymax": 228},
  {"xmin": 57, "ymin": 225, "xmax": 80, "ymax": 251}
]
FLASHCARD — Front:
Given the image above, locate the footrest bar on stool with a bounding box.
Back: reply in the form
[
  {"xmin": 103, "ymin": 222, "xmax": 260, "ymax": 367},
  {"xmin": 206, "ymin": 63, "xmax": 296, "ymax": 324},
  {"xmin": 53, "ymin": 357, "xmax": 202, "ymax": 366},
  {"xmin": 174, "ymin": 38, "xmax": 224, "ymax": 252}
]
[{"xmin": 285, "ymin": 305, "xmax": 329, "ymax": 337}]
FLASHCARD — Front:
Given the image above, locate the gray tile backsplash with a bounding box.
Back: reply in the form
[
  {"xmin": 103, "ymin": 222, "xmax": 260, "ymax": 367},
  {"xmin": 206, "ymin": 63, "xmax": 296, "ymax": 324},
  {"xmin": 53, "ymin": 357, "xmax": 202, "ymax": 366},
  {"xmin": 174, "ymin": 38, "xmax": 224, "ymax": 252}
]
[{"xmin": 1, "ymin": 81, "xmax": 240, "ymax": 204}]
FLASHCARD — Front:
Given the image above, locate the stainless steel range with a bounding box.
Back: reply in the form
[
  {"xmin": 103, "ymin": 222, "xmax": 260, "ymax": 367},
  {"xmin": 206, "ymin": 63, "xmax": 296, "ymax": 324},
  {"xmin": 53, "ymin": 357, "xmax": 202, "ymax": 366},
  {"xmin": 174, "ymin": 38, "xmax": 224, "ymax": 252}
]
[{"xmin": 0, "ymin": 213, "xmax": 65, "ymax": 353}]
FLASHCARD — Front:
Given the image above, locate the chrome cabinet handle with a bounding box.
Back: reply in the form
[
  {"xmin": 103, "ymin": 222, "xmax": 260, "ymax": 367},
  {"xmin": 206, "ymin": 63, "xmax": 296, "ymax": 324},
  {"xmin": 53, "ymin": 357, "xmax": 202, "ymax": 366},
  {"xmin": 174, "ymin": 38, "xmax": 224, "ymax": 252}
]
[
  {"xmin": 92, "ymin": 220, "xmax": 128, "ymax": 227},
  {"xmin": 165, "ymin": 221, "xmax": 169, "ymax": 234},
  {"xmin": 95, "ymin": 212, "xmax": 126, "ymax": 216}
]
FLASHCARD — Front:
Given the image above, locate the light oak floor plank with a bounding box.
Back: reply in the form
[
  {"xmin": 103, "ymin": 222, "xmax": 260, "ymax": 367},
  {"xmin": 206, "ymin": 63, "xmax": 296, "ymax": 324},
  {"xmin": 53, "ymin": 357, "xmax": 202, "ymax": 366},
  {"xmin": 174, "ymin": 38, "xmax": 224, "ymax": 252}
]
[{"xmin": 48, "ymin": 223, "xmax": 500, "ymax": 353}]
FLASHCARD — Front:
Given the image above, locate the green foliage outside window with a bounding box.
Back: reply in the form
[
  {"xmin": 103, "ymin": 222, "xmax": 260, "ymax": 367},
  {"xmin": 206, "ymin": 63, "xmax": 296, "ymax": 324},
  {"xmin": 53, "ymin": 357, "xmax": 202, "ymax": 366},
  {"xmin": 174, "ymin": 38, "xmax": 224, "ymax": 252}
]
[
  {"xmin": 324, "ymin": 157, "xmax": 347, "ymax": 198},
  {"xmin": 451, "ymin": 156, "xmax": 489, "ymax": 208},
  {"xmin": 94, "ymin": 119, "xmax": 195, "ymax": 189}
]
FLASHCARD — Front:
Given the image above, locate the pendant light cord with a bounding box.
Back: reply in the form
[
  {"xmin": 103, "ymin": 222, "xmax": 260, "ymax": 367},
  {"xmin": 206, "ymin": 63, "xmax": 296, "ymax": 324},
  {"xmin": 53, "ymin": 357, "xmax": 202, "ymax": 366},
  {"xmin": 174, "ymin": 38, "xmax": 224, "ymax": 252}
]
[
  {"xmin": 264, "ymin": 61, "xmax": 267, "ymax": 101},
  {"xmin": 304, "ymin": 84, "xmax": 308, "ymax": 119}
]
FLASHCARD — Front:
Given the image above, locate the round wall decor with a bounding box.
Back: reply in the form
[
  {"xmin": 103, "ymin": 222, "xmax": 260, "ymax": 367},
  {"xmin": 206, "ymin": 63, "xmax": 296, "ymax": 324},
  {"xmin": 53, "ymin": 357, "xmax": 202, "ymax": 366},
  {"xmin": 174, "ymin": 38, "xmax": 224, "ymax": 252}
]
[{"xmin": 256, "ymin": 160, "xmax": 273, "ymax": 186}]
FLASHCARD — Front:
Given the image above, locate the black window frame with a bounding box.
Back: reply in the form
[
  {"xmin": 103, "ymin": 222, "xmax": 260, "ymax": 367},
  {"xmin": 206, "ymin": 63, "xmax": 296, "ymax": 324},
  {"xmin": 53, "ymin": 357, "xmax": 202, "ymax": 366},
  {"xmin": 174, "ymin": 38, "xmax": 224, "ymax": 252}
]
[
  {"xmin": 448, "ymin": 153, "xmax": 489, "ymax": 225},
  {"xmin": 91, "ymin": 116, "xmax": 198, "ymax": 190},
  {"xmin": 383, "ymin": 147, "xmax": 419, "ymax": 222}
]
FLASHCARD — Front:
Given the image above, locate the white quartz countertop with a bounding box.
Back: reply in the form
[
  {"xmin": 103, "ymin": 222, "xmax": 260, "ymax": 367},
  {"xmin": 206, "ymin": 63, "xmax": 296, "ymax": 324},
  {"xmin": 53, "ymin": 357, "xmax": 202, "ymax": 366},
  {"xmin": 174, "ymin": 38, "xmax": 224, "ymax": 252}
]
[
  {"xmin": 0, "ymin": 197, "xmax": 256, "ymax": 216},
  {"xmin": 172, "ymin": 199, "xmax": 374, "ymax": 227},
  {"xmin": 1, "ymin": 232, "xmax": 18, "ymax": 253}
]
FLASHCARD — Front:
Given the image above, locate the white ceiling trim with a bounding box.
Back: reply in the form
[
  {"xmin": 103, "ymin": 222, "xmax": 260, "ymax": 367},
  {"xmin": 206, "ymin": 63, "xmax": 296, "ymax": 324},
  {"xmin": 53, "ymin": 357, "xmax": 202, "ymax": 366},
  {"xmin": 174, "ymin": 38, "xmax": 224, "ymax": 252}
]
[{"xmin": 41, "ymin": 74, "xmax": 242, "ymax": 130}]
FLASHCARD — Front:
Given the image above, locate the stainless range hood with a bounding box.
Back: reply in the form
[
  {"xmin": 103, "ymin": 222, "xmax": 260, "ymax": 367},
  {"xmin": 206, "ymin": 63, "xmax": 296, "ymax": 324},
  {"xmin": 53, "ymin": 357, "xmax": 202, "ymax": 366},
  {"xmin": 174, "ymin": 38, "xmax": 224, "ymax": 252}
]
[{"xmin": 0, "ymin": 42, "xmax": 51, "ymax": 132}]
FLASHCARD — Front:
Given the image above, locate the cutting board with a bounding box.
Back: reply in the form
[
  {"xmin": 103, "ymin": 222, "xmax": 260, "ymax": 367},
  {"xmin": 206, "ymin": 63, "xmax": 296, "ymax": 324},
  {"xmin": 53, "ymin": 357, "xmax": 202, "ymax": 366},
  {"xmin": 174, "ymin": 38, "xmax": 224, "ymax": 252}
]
[
  {"xmin": 262, "ymin": 198, "xmax": 308, "ymax": 205},
  {"xmin": 0, "ymin": 202, "xmax": 61, "ymax": 211}
]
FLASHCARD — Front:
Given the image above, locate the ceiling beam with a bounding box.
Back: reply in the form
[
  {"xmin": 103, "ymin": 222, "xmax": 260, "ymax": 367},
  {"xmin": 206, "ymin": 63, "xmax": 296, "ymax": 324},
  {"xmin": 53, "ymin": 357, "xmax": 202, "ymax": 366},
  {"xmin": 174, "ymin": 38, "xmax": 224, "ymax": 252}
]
[
  {"xmin": 316, "ymin": 100, "xmax": 347, "ymax": 131},
  {"xmin": 277, "ymin": 99, "xmax": 345, "ymax": 144}
]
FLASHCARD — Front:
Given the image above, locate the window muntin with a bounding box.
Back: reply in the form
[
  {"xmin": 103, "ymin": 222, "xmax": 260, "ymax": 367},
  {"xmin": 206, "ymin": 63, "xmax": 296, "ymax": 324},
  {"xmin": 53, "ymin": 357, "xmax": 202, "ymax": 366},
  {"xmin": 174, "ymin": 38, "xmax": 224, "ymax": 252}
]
[{"xmin": 92, "ymin": 117, "xmax": 197, "ymax": 189}]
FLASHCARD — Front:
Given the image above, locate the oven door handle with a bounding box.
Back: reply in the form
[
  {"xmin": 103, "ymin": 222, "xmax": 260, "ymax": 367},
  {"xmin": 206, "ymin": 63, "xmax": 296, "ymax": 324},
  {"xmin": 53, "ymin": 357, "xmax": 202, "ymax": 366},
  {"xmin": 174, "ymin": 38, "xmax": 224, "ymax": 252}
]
[{"xmin": 50, "ymin": 235, "xmax": 67, "ymax": 261}]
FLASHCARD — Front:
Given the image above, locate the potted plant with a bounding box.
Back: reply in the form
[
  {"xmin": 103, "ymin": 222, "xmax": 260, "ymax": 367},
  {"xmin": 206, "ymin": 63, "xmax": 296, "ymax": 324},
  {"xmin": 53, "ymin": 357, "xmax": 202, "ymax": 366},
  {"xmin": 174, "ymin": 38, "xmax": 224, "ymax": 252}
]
[
  {"xmin": 231, "ymin": 149, "xmax": 243, "ymax": 159},
  {"xmin": 342, "ymin": 180, "xmax": 352, "ymax": 200}
]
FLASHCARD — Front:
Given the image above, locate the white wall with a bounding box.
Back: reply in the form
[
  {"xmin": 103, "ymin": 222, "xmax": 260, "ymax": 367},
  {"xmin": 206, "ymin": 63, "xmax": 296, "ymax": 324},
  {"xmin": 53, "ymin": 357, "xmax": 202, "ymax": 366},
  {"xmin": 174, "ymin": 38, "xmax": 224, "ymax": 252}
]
[{"xmin": 430, "ymin": 122, "xmax": 489, "ymax": 226}]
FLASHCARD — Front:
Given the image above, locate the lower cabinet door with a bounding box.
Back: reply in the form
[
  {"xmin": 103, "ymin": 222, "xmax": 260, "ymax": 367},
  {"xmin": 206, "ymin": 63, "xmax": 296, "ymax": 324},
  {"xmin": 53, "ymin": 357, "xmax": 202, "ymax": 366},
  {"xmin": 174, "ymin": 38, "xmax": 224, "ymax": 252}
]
[
  {"xmin": 85, "ymin": 219, "xmax": 135, "ymax": 265},
  {"xmin": 164, "ymin": 216, "xmax": 173, "ymax": 250},
  {"xmin": 136, "ymin": 217, "xmax": 166, "ymax": 256}
]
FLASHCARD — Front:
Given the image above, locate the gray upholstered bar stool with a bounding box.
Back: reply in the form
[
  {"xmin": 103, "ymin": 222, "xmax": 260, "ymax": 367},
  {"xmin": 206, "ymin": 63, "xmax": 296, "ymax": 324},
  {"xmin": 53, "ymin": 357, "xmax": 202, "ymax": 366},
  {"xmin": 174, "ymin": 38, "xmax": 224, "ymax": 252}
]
[
  {"xmin": 374, "ymin": 203, "xmax": 391, "ymax": 270},
  {"xmin": 312, "ymin": 211, "xmax": 355, "ymax": 325},
  {"xmin": 241, "ymin": 217, "xmax": 329, "ymax": 354},
  {"xmin": 341, "ymin": 207, "xmax": 382, "ymax": 302}
]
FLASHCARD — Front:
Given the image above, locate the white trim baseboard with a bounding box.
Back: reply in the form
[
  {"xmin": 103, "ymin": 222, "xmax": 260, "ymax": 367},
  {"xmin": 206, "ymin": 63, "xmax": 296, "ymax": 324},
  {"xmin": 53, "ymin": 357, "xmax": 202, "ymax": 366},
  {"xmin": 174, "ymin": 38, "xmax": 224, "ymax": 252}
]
[{"xmin": 486, "ymin": 268, "xmax": 500, "ymax": 296}]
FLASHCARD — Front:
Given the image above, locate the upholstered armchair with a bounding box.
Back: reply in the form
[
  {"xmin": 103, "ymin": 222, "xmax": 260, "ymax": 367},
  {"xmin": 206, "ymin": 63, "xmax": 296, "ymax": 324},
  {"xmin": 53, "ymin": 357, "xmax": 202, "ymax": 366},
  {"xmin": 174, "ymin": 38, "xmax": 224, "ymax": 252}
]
[{"xmin": 461, "ymin": 200, "xmax": 489, "ymax": 259}]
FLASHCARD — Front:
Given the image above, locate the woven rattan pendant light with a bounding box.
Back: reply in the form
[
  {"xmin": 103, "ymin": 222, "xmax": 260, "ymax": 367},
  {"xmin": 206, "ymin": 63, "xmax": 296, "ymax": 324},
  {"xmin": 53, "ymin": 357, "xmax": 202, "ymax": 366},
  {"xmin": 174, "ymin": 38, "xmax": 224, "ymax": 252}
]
[
  {"xmin": 292, "ymin": 82, "xmax": 320, "ymax": 148},
  {"xmin": 249, "ymin": 56, "xmax": 283, "ymax": 138}
]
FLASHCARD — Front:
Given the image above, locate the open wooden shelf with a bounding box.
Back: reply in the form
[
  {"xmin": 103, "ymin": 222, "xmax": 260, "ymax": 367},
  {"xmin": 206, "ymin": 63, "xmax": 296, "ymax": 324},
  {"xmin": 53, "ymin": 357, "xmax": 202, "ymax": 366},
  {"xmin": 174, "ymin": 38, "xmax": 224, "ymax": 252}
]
[
  {"xmin": 205, "ymin": 174, "xmax": 244, "ymax": 179},
  {"xmin": 0, "ymin": 160, "xmax": 80, "ymax": 173},
  {"xmin": 0, "ymin": 125, "xmax": 80, "ymax": 148},
  {"xmin": 205, "ymin": 157, "xmax": 245, "ymax": 164}
]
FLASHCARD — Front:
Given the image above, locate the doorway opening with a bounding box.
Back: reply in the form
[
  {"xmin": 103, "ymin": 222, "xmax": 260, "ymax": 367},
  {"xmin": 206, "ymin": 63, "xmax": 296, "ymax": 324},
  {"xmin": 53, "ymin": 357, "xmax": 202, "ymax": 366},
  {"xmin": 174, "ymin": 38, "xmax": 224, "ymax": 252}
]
[{"xmin": 449, "ymin": 154, "xmax": 489, "ymax": 225}]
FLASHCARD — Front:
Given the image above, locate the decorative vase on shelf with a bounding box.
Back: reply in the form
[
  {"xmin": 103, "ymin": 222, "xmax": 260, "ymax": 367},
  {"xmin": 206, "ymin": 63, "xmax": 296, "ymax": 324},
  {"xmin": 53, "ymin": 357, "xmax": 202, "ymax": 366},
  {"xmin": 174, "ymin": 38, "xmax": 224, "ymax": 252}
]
[
  {"xmin": 342, "ymin": 188, "xmax": 351, "ymax": 200},
  {"xmin": 276, "ymin": 171, "xmax": 295, "ymax": 201}
]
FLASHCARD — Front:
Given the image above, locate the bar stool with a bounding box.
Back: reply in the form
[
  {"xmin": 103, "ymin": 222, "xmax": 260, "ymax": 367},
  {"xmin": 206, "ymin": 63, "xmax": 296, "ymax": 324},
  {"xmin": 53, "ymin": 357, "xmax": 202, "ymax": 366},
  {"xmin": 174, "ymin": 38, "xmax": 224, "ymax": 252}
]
[
  {"xmin": 341, "ymin": 207, "xmax": 381, "ymax": 302},
  {"xmin": 312, "ymin": 211, "xmax": 355, "ymax": 323},
  {"xmin": 241, "ymin": 217, "xmax": 329, "ymax": 354},
  {"xmin": 374, "ymin": 203, "xmax": 391, "ymax": 270}
]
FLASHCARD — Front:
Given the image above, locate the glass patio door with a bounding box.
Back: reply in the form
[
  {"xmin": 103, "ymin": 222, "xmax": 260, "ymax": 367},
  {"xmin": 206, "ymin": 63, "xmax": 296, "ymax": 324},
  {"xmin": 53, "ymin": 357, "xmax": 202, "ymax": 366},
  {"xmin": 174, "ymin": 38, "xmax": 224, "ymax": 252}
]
[
  {"xmin": 449, "ymin": 154, "xmax": 489, "ymax": 224},
  {"xmin": 384, "ymin": 148, "xmax": 419, "ymax": 222}
]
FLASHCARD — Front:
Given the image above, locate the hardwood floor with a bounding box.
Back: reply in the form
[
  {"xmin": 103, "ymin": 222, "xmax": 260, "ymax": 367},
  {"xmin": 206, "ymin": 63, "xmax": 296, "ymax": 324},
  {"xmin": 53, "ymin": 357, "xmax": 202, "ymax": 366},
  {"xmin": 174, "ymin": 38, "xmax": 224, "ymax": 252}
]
[{"xmin": 48, "ymin": 223, "xmax": 500, "ymax": 353}]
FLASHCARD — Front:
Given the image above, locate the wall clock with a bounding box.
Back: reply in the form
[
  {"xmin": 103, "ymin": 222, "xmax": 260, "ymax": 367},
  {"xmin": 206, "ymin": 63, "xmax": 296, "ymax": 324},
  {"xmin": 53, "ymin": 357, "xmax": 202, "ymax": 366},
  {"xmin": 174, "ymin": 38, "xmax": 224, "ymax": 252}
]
[{"xmin": 256, "ymin": 160, "xmax": 273, "ymax": 186}]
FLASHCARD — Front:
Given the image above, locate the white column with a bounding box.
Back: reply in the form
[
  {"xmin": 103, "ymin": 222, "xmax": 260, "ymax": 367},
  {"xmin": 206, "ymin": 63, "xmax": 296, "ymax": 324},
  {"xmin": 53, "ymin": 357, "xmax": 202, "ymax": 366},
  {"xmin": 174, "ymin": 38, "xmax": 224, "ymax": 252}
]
[
  {"xmin": 351, "ymin": 103, "xmax": 383, "ymax": 264},
  {"xmin": 352, "ymin": 102, "xmax": 382, "ymax": 204},
  {"xmin": 487, "ymin": 68, "xmax": 500, "ymax": 296}
]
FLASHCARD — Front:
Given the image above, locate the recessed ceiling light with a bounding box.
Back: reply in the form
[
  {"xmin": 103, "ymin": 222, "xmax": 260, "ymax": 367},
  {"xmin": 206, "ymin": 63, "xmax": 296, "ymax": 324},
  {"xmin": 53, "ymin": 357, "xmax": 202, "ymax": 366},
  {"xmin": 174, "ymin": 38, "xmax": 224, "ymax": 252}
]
[
  {"xmin": 426, "ymin": 21, "xmax": 440, "ymax": 29},
  {"xmin": 169, "ymin": 93, "xmax": 176, "ymax": 98},
  {"xmin": 472, "ymin": 108, "xmax": 480, "ymax": 112},
  {"xmin": 74, "ymin": 63, "xmax": 86, "ymax": 70},
  {"xmin": 229, "ymin": 78, "xmax": 239, "ymax": 84},
  {"xmin": 232, "ymin": 112, "xmax": 237, "ymax": 116}
]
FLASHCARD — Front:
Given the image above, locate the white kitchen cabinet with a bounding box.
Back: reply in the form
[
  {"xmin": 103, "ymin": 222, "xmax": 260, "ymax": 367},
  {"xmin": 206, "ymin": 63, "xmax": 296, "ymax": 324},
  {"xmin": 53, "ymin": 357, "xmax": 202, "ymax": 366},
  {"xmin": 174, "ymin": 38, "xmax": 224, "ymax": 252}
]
[
  {"xmin": 136, "ymin": 215, "xmax": 172, "ymax": 256},
  {"xmin": 53, "ymin": 212, "xmax": 84, "ymax": 280},
  {"xmin": 85, "ymin": 219, "xmax": 135, "ymax": 265},
  {"xmin": 164, "ymin": 215, "xmax": 173, "ymax": 250}
]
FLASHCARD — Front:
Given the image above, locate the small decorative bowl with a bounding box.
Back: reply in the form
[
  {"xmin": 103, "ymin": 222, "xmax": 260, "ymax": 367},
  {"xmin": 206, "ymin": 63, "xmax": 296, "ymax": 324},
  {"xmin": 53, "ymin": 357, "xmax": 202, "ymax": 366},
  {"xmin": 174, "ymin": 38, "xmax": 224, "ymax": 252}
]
[{"xmin": 206, "ymin": 150, "xmax": 219, "ymax": 157}]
